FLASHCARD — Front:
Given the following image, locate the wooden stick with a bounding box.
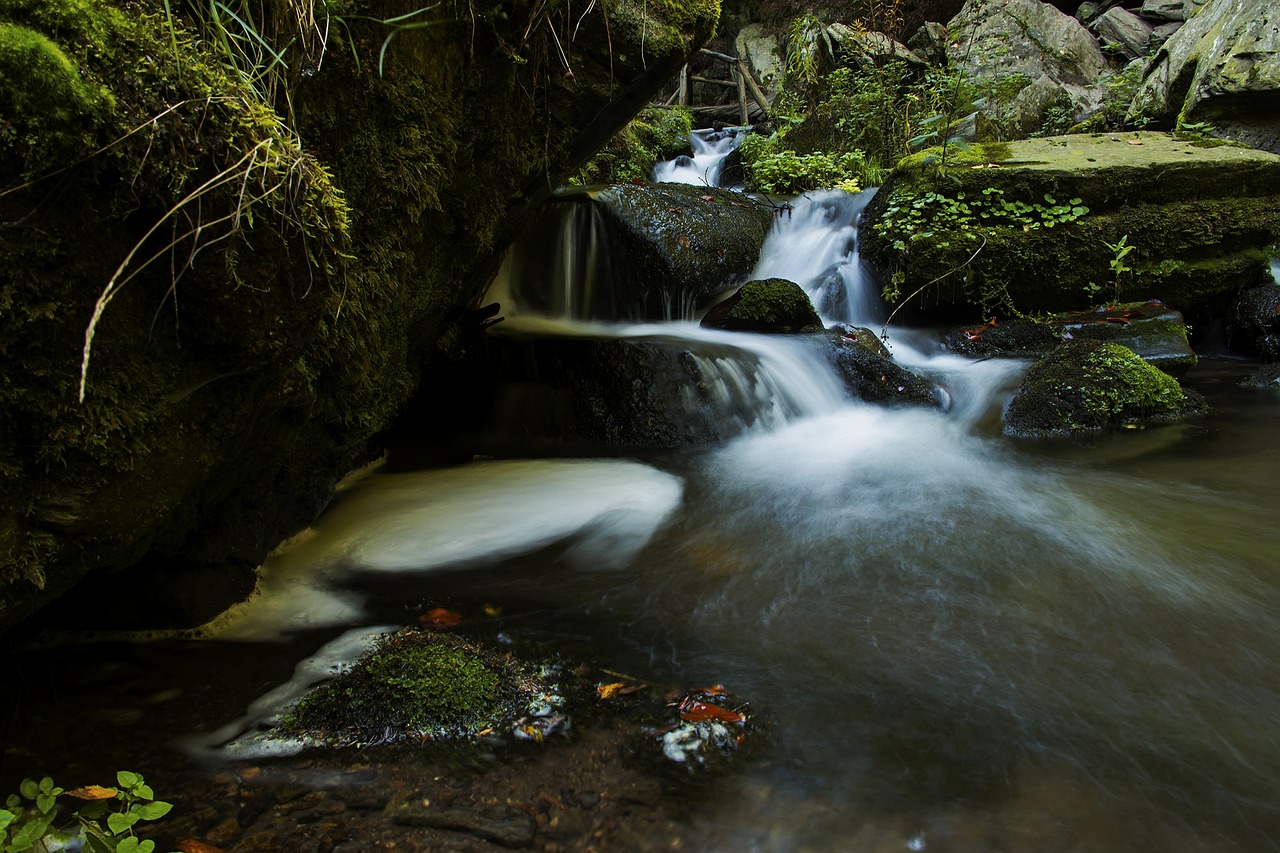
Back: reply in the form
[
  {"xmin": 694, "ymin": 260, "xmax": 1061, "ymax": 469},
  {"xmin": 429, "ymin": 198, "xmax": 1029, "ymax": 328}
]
[
  {"xmin": 678, "ymin": 64, "xmax": 689, "ymax": 106},
  {"xmin": 699, "ymin": 48, "xmax": 739, "ymax": 63},
  {"xmin": 734, "ymin": 64, "xmax": 748, "ymax": 126},
  {"xmin": 738, "ymin": 60, "xmax": 772, "ymax": 119},
  {"xmin": 692, "ymin": 75, "xmax": 736, "ymax": 87}
]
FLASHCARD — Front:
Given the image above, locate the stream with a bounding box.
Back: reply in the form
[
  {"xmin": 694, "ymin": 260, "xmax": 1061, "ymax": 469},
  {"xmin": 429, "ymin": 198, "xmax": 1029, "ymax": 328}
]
[{"xmin": 4, "ymin": 143, "xmax": 1280, "ymax": 851}]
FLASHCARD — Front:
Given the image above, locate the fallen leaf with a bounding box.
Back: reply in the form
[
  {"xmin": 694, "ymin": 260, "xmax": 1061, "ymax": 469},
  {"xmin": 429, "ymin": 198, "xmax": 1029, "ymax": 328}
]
[
  {"xmin": 177, "ymin": 840, "xmax": 229, "ymax": 853},
  {"xmin": 481, "ymin": 603, "xmax": 502, "ymax": 618},
  {"xmin": 630, "ymin": 178, "xmax": 645, "ymax": 185},
  {"xmin": 597, "ymin": 682, "xmax": 643, "ymax": 700},
  {"xmin": 678, "ymin": 233, "xmax": 690, "ymax": 249},
  {"xmin": 1126, "ymin": 137, "xmax": 1144, "ymax": 145},
  {"xmin": 420, "ymin": 607, "xmax": 462, "ymax": 627},
  {"xmin": 668, "ymin": 206, "xmax": 684, "ymax": 214},
  {"xmin": 699, "ymin": 195, "xmax": 715, "ymax": 201},
  {"xmin": 679, "ymin": 699, "xmax": 746, "ymax": 725},
  {"xmin": 64, "ymin": 786, "xmax": 117, "ymax": 800}
]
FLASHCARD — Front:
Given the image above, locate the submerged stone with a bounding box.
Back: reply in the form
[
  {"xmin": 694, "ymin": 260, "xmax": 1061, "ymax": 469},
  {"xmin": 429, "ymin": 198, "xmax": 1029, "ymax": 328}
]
[
  {"xmin": 944, "ymin": 301, "xmax": 1198, "ymax": 374},
  {"xmin": 1004, "ymin": 340, "xmax": 1208, "ymax": 437},
  {"xmin": 700, "ymin": 278, "xmax": 824, "ymax": 333}
]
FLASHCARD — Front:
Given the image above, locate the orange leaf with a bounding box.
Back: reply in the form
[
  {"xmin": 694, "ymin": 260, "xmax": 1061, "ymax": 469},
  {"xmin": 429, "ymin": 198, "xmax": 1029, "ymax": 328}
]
[
  {"xmin": 177, "ymin": 840, "xmax": 229, "ymax": 853},
  {"xmin": 678, "ymin": 234, "xmax": 690, "ymax": 249},
  {"xmin": 420, "ymin": 607, "xmax": 462, "ymax": 627},
  {"xmin": 679, "ymin": 699, "xmax": 745, "ymax": 724},
  {"xmin": 597, "ymin": 682, "xmax": 643, "ymax": 700},
  {"xmin": 64, "ymin": 786, "xmax": 118, "ymax": 801}
]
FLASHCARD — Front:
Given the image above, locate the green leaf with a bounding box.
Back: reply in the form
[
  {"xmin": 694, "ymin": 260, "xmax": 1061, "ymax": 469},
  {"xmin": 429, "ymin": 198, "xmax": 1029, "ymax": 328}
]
[
  {"xmin": 11, "ymin": 816, "xmax": 52, "ymax": 847},
  {"xmin": 37, "ymin": 779, "xmax": 54, "ymax": 795},
  {"xmin": 19, "ymin": 780, "xmax": 37, "ymax": 800},
  {"xmin": 115, "ymin": 772, "xmax": 140, "ymax": 791},
  {"xmin": 81, "ymin": 801, "xmax": 110, "ymax": 820},
  {"xmin": 84, "ymin": 828, "xmax": 117, "ymax": 853},
  {"xmin": 133, "ymin": 801, "xmax": 171, "ymax": 821},
  {"xmin": 134, "ymin": 786, "xmax": 153, "ymax": 802},
  {"xmin": 0, "ymin": 809, "xmax": 14, "ymax": 832},
  {"xmin": 118, "ymin": 837, "xmax": 142, "ymax": 853},
  {"xmin": 7, "ymin": 795, "xmax": 20, "ymax": 809},
  {"xmin": 36, "ymin": 793, "xmax": 55, "ymax": 814},
  {"xmin": 108, "ymin": 811, "xmax": 140, "ymax": 835}
]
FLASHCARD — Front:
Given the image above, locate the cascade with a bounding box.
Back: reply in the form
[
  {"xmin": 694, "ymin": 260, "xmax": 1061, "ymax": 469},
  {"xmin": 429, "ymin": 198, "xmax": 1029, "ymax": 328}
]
[{"xmin": 652, "ymin": 127, "xmax": 746, "ymax": 187}]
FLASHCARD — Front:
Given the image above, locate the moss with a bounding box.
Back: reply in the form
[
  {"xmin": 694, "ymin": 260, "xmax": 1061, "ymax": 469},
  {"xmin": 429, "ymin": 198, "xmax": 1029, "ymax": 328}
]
[
  {"xmin": 1005, "ymin": 340, "xmax": 1207, "ymax": 437},
  {"xmin": 701, "ymin": 278, "xmax": 824, "ymax": 333},
  {"xmin": 603, "ymin": 0, "xmax": 720, "ymax": 58},
  {"xmin": 894, "ymin": 141, "xmax": 1013, "ymax": 173},
  {"xmin": 571, "ymin": 105, "xmax": 693, "ymax": 185},
  {"xmin": 281, "ymin": 629, "xmax": 534, "ymax": 744}
]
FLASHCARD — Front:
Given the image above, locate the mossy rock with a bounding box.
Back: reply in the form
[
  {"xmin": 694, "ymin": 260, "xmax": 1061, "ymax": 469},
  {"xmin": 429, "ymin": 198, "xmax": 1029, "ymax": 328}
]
[
  {"xmin": 0, "ymin": 0, "xmax": 720, "ymax": 632},
  {"xmin": 701, "ymin": 278, "xmax": 824, "ymax": 333},
  {"xmin": 944, "ymin": 301, "xmax": 1197, "ymax": 375},
  {"xmin": 280, "ymin": 629, "xmax": 546, "ymax": 745},
  {"xmin": 862, "ymin": 133, "xmax": 1280, "ymax": 326},
  {"xmin": 1004, "ymin": 339, "xmax": 1208, "ymax": 437}
]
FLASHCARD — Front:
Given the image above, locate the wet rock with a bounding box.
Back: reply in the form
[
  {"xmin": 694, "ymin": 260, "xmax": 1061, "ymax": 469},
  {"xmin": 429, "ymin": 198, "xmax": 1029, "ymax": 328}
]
[
  {"xmin": 1004, "ymin": 339, "xmax": 1209, "ymax": 436},
  {"xmin": 393, "ymin": 802, "xmax": 536, "ymax": 848},
  {"xmin": 481, "ymin": 332, "xmax": 778, "ymax": 450},
  {"xmin": 827, "ymin": 25, "xmax": 927, "ymax": 70},
  {"xmin": 1139, "ymin": 0, "xmax": 1206, "ymax": 23},
  {"xmin": 907, "ymin": 21, "xmax": 950, "ymax": 66},
  {"xmin": 1241, "ymin": 363, "xmax": 1280, "ymax": 390},
  {"xmin": 1129, "ymin": 0, "xmax": 1280, "ymax": 153},
  {"xmin": 735, "ymin": 24, "xmax": 785, "ymax": 97},
  {"xmin": 1226, "ymin": 284, "xmax": 1280, "ymax": 361},
  {"xmin": 943, "ymin": 301, "xmax": 1198, "ymax": 374},
  {"xmin": 700, "ymin": 279, "xmax": 824, "ymax": 334},
  {"xmin": 494, "ymin": 185, "xmax": 775, "ymax": 322},
  {"xmin": 826, "ymin": 327, "xmax": 941, "ymax": 407}
]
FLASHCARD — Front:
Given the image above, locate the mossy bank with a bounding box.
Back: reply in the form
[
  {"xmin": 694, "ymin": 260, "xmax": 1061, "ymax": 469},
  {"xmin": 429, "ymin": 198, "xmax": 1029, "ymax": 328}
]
[
  {"xmin": 861, "ymin": 133, "xmax": 1280, "ymax": 324},
  {"xmin": 0, "ymin": 0, "xmax": 719, "ymax": 632}
]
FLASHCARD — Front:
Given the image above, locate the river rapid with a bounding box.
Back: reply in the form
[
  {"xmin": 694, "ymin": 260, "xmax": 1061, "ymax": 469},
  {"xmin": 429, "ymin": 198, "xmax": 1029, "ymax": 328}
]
[{"xmin": 4, "ymin": 174, "xmax": 1280, "ymax": 851}]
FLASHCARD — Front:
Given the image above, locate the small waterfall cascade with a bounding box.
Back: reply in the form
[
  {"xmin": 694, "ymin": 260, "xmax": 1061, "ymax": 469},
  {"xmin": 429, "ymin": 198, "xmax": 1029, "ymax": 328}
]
[
  {"xmin": 652, "ymin": 127, "xmax": 746, "ymax": 187},
  {"xmin": 752, "ymin": 189, "xmax": 884, "ymax": 327}
]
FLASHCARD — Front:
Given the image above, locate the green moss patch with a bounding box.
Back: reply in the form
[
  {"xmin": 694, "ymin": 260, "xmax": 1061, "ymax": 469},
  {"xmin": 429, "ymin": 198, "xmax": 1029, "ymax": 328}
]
[
  {"xmin": 281, "ymin": 629, "xmax": 550, "ymax": 745},
  {"xmin": 701, "ymin": 278, "xmax": 824, "ymax": 333},
  {"xmin": 1004, "ymin": 340, "xmax": 1208, "ymax": 437}
]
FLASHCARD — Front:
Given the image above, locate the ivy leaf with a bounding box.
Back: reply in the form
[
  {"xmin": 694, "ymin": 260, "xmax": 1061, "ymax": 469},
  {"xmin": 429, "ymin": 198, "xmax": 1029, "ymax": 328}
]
[
  {"xmin": 0, "ymin": 809, "xmax": 15, "ymax": 832},
  {"xmin": 135, "ymin": 785, "xmax": 154, "ymax": 801},
  {"xmin": 108, "ymin": 810, "xmax": 141, "ymax": 835},
  {"xmin": 19, "ymin": 779, "xmax": 38, "ymax": 800},
  {"xmin": 116, "ymin": 772, "xmax": 141, "ymax": 790},
  {"xmin": 134, "ymin": 801, "xmax": 172, "ymax": 821},
  {"xmin": 36, "ymin": 793, "xmax": 56, "ymax": 814}
]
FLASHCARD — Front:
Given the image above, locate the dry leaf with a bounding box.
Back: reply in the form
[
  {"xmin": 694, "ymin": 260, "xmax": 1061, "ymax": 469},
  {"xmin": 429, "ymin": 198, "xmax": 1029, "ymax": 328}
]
[
  {"xmin": 177, "ymin": 840, "xmax": 229, "ymax": 853},
  {"xmin": 420, "ymin": 607, "xmax": 463, "ymax": 627},
  {"xmin": 597, "ymin": 682, "xmax": 643, "ymax": 700},
  {"xmin": 65, "ymin": 786, "xmax": 118, "ymax": 801},
  {"xmin": 1126, "ymin": 137, "xmax": 1144, "ymax": 145}
]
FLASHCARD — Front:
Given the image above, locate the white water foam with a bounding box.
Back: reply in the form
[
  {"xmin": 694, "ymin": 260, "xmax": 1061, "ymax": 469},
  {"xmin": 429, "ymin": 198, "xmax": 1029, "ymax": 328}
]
[
  {"xmin": 653, "ymin": 129, "xmax": 745, "ymax": 187},
  {"xmin": 206, "ymin": 459, "xmax": 683, "ymax": 640}
]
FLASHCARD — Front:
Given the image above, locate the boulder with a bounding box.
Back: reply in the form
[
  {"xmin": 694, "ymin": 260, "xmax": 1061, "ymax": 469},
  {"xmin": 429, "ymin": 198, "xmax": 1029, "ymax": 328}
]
[
  {"xmin": 860, "ymin": 133, "xmax": 1280, "ymax": 326},
  {"xmin": 493, "ymin": 184, "xmax": 775, "ymax": 322},
  {"xmin": 1226, "ymin": 283, "xmax": 1280, "ymax": 361},
  {"xmin": 1091, "ymin": 6, "xmax": 1154, "ymax": 60},
  {"xmin": 1004, "ymin": 340, "xmax": 1209, "ymax": 436},
  {"xmin": 480, "ymin": 329, "xmax": 810, "ymax": 450},
  {"xmin": 1139, "ymin": 0, "xmax": 1206, "ymax": 23},
  {"xmin": 907, "ymin": 21, "xmax": 951, "ymax": 66},
  {"xmin": 700, "ymin": 278, "xmax": 825, "ymax": 333},
  {"xmin": 947, "ymin": 0, "xmax": 1109, "ymax": 134},
  {"xmin": 943, "ymin": 301, "xmax": 1198, "ymax": 374},
  {"xmin": 825, "ymin": 326, "xmax": 941, "ymax": 407},
  {"xmin": 735, "ymin": 24, "xmax": 786, "ymax": 97},
  {"xmin": 1241, "ymin": 363, "xmax": 1280, "ymax": 389},
  {"xmin": 1149, "ymin": 21, "xmax": 1184, "ymax": 49},
  {"xmin": 1128, "ymin": 0, "xmax": 1280, "ymax": 152},
  {"xmin": 827, "ymin": 25, "xmax": 928, "ymax": 70}
]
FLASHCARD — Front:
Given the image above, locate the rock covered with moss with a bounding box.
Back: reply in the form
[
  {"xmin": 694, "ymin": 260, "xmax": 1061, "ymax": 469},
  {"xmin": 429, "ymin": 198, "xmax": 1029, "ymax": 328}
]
[
  {"xmin": 861, "ymin": 133, "xmax": 1280, "ymax": 325},
  {"xmin": 280, "ymin": 629, "xmax": 561, "ymax": 746},
  {"xmin": 0, "ymin": 0, "xmax": 720, "ymax": 632},
  {"xmin": 701, "ymin": 278, "xmax": 824, "ymax": 333},
  {"xmin": 1004, "ymin": 339, "xmax": 1208, "ymax": 436}
]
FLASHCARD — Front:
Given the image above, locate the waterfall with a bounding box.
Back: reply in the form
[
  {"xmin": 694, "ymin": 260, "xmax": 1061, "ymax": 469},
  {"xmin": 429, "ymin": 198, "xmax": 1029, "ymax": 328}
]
[
  {"xmin": 652, "ymin": 128, "xmax": 745, "ymax": 187},
  {"xmin": 752, "ymin": 189, "xmax": 884, "ymax": 327}
]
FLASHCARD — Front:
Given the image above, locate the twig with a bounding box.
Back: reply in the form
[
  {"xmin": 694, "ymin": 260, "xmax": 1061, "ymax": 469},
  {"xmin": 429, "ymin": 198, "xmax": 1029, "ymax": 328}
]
[{"xmin": 880, "ymin": 236, "xmax": 986, "ymax": 341}]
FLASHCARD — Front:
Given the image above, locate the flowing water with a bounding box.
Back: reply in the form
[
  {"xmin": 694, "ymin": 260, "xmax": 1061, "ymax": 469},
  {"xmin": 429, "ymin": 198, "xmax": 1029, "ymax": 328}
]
[
  {"xmin": 652, "ymin": 128, "xmax": 745, "ymax": 187},
  {"xmin": 5, "ymin": 185, "xmax": 1280, "ymax": 851}
]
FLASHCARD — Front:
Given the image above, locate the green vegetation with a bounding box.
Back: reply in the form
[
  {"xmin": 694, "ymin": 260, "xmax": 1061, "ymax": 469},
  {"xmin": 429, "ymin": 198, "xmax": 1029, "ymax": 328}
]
[
  {"xmin": 0, "ymin": 771, "xmax": 173, "ymax": 853},
  {"xmin": 701, "ymin": 278, "xmax": 823, "ymax": 333},
  {"xmin": 736, "ymin": 133, "xmax": 864, "ymax": 193},
  {"xmin": 572, "ymin": 106, "xmax": 694, "ymax": 184},
  {"xmin": 281, "ymin": 629, "xmax": 535, "ymax": 745}
]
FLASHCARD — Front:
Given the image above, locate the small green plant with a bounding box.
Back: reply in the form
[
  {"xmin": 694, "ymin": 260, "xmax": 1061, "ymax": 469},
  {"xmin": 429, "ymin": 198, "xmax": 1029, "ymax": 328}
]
[
  {"xmin": 874, "ymin": 187, "xmax": 1089, "ymax": 255},
  {"xmin": 0, "ymin": 772, "xmax": 174, "ymax": 853},
  {"xmin": 1103, "ymin": 234, "xmax": 1135, "ymax": 304}
]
